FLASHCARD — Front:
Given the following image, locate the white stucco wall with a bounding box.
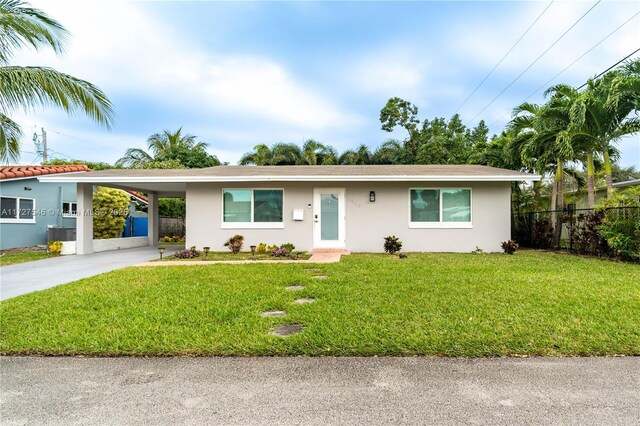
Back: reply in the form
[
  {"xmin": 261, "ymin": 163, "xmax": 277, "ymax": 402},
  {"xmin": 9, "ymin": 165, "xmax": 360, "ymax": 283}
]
[
  {"xmin": 93, "ymin": 236, "xmax": 149, "ymax": 252},
  {"xmin": 186, "ymin": 181, "xmax": 512, "ymax": 253}
]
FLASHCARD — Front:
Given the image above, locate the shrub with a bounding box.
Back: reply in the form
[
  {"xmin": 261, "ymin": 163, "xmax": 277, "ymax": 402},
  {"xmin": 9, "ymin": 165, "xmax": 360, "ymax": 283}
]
[
  {"xmin": 224, "ymin": 235, "xmax": 244, "ymax": 254},
  {"xmin": 501, "ymin": 240, "xmax": 519, "ymax": 255},
  {"xmin": 281, "ymin": 243, "xmax": 295, "ymax": 252},
  {"xmin": 255, "ymin": 243, "xmax": 268, "ymax": 254},
  {"xmin": 595, "ymin": 192, "xmax": 640, "ymax": 261},
  {"xmin": 48, "ymin": 241, "xmax": 62, "ymax": 255},
  {"xmin": 93, "ymin": 187, "xmax": 130, "ymax": 239},
  {"xmin": 471, "ymin": 246, "xmax": 485, "ymax": 255},
  {"xmin": 531, "ymin": 218, "xmax": 553, "ymax": 249},
  {"xmin": 174, "ymin": 248, "xmax": 200, "ymax": 259},
  {"xmin": 271, "ymin": 247, "xmax": 291, "ymax": 257},
  {"xmin": 383, "ymin": 235, "xmax": 403, "ymax": 254}
]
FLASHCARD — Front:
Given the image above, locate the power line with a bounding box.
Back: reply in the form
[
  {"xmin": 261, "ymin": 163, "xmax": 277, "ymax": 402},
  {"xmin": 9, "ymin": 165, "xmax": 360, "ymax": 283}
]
[
  {"xmin": 465, "ymin": 0, "xmax": 602, "ymax": 127},
  {"xmin": 454, "ymin": 0, "xmax": 555, "ymax": 115},
  {"xmin": 487, "ymin": 12, "xmax": 640, "ymax": 129},
  {"xmin": 488, "ymin": 42, "xmax": 640, "ymax": 129},
  {"xmin": 50, "ymin": 129, "xmax": 123, "ymax": 154}
]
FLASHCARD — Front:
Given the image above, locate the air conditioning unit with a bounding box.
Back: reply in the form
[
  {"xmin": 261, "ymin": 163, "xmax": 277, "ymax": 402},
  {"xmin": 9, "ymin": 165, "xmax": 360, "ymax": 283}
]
[{"xmin": 47, "ymin": 226, "xmax": 76, "ymax": 242}]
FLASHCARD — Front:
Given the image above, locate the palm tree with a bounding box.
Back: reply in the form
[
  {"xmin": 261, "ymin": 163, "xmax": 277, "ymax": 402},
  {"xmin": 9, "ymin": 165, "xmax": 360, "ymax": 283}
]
[
  {"xmin": 565, "ymin": 60, "xmax": 640, "ymax": 204},
  {"xmin": 0, "ymin": 0, "xmax": 114, "ymax": 162},
  {"xmin": 116, "ymin": 128, "xmax": 209, "ymax": 167},
  {"xmin": 270, "ymin": 143, "xmax": 302, "ymax": 165},
  {"xmin": 339, "ymin": 144, "xmax": 372, "ymax": 165},
  {"xmin": 239, "ymin": 144, "xmax": 272, "ymax": 166}
]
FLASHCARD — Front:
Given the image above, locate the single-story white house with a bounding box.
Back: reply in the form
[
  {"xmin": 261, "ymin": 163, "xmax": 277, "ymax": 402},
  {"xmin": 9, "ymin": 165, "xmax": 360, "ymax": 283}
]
[{"xmin": 38, "ymin": 165, "xmax": 540, "ymax": 254}]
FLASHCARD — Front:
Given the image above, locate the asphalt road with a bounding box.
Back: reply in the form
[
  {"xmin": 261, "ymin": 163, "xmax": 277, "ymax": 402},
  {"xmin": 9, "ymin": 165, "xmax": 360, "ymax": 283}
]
[{"xmin": 2, "ymin": 356, "xmax": 638, "ymax": 425}]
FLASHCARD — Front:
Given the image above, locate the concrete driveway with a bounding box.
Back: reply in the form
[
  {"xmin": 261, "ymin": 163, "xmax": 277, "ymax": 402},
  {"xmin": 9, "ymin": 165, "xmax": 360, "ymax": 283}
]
[
  {"xmin": 1, "ymin": 356, "xmax": 638, "ymax": 425},
  {"xmin": 0, "ymin": 246, "xmax": 178, "ymax": 300}
]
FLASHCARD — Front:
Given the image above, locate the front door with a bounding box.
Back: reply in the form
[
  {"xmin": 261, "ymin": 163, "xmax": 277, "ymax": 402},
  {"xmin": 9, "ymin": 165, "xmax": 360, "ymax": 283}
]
[{"xmin": 313, "ymin": 188, "xmax": 346, "ymax": 249}]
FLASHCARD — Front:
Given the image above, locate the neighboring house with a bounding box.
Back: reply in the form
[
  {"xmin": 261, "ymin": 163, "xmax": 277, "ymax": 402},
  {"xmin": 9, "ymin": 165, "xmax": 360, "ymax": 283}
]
[
  {"xmin": 40, "ymin": 165, "xmax": 539, "ymax": 253},
  {"xmin": 0, "ymin": 165, "xmax": 91, "ymax": 250},
  {"xmin": 569, "ymin": 179, "xmax": 640, "ymax": 209}
]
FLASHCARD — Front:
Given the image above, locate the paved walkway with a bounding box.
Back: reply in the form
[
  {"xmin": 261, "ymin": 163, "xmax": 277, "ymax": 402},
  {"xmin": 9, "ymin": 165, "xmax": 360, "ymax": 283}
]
[
  {"xmin": 2, "ymin": 356, "xmax": 638, "ymax": 425},
  {"xmin": 0, "ymin": 246, "xmax": 178, "ymax": 301}
]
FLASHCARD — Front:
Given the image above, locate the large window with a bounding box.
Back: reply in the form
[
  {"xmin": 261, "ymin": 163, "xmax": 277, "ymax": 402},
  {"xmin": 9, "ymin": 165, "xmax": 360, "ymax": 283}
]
[
  {"xmin": 222, "ymin": 189, "xmax": 283, "ymax": 228},
  {"xmin": 0, "ymin": 196, "xmax": 35, "ymax": 224},
  {"xmin": 410, "ymin": 189, "xmax": 471, "ymax": 228}
]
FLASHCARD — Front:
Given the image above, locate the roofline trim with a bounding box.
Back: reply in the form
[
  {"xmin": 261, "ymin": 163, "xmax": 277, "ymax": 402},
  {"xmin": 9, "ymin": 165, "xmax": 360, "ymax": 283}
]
[{"xmin": 38, "ymin": 174, "xmax": 541, "ymax": 183}]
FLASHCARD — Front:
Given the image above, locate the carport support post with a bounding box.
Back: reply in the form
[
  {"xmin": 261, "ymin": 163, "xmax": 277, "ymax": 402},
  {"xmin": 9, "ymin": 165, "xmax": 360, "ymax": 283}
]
[
  {"xmin": 76, "ymin": 183, "xmax": 94, "ymax": 255},
  {"xmin": 148, "ymin": 193, "xmax": 158, "ymax": 247}
]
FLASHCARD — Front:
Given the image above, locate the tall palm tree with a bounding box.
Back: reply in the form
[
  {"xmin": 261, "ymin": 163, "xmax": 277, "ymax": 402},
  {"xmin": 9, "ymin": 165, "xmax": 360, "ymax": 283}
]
[
  {"xmin": 239, "ymin": 144, "xmax": 272, "ymax": 166},
  {"xmin": 339, "ymin": 144, "xmax": 372, "ymax": 165},
  {"xmin": 565, "ymin": 60, "xmax": 640, "ymax": 204},
  {"xmin": 116, "ymin": 128, "xmax": 207, "ymax": 167},
  {"xmin": 270, "ymin": 142, "xmax": 302, "ymax": 165},
  {"xmin": 0, "ymin": 0, "xmax": 114, "ymax": 162}
]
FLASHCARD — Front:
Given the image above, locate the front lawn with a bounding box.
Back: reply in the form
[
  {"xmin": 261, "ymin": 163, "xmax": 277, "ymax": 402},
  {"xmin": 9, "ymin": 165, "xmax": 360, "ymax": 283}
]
[
  {"xmin": 0, "ymin": 248, "xmax": 49, "ymax": 267},
  {"xmin": 1, "ymin": 251, "xmax": 638, "ymax": 356}
]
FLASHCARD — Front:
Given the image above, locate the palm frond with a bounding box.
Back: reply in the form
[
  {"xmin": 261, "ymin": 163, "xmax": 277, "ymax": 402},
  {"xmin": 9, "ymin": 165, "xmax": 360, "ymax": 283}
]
[
  {"xmin": 0, "ymin": 66, "xmax": 114, "ymax": 127},
  {"xmin": 0, "ymin": 111, "xmax": 20, "ymax": 162},
  {"xmin": 0, "ymin": 0, "xmax": 68, "ymax": 64}
]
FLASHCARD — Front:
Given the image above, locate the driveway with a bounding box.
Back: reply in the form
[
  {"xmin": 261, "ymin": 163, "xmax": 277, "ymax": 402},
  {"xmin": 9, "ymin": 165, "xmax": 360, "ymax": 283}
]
[
  {"xmin": 1, "ymin": 356, "xmax": 638, "ymax": 425},
  {"xmin": 0, "ymin": 246, "xmax": 178, "ymax": 300}
]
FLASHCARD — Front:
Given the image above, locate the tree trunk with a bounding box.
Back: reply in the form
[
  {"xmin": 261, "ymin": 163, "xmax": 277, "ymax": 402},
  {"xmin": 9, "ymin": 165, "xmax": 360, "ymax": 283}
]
[
  {"xmin": 586, "ymin": 151, "xmax": 596, "ymax": 207},
  {"xmin": 552, "ymin": 161, "xmax": 564, "ymax": 248},
  {"xmin": 550, "ymin": 170, "xmax": 558, "ymax": 228},
  {"xmin": 603, "ymin": 148, "xmax": 613, "ymax": 198}
]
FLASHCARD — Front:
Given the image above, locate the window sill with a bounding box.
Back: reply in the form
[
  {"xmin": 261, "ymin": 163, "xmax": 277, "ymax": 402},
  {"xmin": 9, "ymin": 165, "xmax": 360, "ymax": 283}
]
[
  {"xmin": 409, "ymin": 222, "xmax": 473, "ymax": 229},
  {"xmin": 62, "ymin": 215, "xmax": 77, "ymax": 219},
  {"xmin": 221, "ymin": 222, "xmax": 284, "ymax": 229},
  {"xmin": 0, "ymin": 218, "xmax": 36, "ymax": 224}
]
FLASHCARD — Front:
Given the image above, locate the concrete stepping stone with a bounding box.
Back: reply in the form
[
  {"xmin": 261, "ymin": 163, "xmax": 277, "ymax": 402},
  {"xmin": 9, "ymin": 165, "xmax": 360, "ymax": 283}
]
[
  {"xmin": 271, "ymin": 324, "xmax": 303, "ymax": 337},
  {"xmin": 261, "ymin": 311, "xmax": 286, "ymax": 317},
  {"xmin": 311, "ymin": 275, "xmax": 329, "ymax": 279},
  {"xmin": 285, "ymin": 285, "xmax": 304, "ymax": 291},
  {"xmin": 294, "ymin": 298, "xmax": 315, "ymax": 304}
]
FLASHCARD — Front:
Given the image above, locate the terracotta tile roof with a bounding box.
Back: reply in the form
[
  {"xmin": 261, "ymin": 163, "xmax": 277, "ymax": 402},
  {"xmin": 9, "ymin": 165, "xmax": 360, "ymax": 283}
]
[
  {"xmin": 125, "ymin": 190, "xmax": 148, "ymax": 203},
  {"xmin": 0, "ymin": 165, "xmax": 92, "ymax": 180}
]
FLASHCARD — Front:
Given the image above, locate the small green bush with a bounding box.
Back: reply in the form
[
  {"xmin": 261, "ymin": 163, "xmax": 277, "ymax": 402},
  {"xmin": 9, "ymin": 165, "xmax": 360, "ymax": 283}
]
[
  {"xmin": 281, "ymin": 243, "xmax": 295, "ymax": 252},
  {"xmin": 383, "ymin": 235, "xmax": 402, "ymax": 254},
  {"xmin": 174, "ymin": 249, "xmax": 200, "ymax": 259}
]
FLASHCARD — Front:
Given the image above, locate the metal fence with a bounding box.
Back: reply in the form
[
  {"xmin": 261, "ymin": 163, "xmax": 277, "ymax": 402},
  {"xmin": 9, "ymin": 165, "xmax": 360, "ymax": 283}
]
[{"xmin": 512, "ymin": 206, "xmax": 640, "ymax": 252}]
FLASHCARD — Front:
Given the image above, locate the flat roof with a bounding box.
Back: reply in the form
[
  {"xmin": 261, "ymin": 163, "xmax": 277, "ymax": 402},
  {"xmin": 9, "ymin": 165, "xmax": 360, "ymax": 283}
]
[{"xmin": 38, "ymin": 164, "xmax": 539, "ymax": 182}]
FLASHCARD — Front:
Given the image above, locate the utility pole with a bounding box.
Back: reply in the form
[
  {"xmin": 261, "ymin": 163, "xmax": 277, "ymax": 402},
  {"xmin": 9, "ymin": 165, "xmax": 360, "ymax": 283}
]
[
  {"xmin": 33, "ymin": 127, "xmax": 48, "ymax": 163},
  {"xmin": 41, "ymin": 127, "xmax": 47, "ymax": 163}
]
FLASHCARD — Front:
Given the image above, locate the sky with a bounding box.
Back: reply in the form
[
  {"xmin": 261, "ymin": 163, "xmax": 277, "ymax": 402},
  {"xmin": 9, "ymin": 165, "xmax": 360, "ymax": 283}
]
[{"xmin": 12, "ymin": 0, "xmax": 640, "ymax": 168}]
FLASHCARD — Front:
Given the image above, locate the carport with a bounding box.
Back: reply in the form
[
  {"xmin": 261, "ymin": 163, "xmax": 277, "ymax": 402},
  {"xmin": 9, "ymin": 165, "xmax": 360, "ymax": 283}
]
[{"xmin": 39, "ymin": 170, "xmax": 187, "ymax": 255}]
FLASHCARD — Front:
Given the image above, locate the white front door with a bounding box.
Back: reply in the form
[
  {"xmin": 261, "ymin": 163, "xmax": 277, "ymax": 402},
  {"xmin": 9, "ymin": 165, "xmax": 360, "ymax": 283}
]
[{"xmin": 313, "ymin": 188, "xmax": 346, "ymax": 249}]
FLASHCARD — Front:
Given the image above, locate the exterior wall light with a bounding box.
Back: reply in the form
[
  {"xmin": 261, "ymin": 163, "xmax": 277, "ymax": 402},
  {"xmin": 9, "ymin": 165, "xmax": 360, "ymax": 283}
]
[{"xmin": 369, "ymin": 191, "xmax": 376, "ymax": 202}]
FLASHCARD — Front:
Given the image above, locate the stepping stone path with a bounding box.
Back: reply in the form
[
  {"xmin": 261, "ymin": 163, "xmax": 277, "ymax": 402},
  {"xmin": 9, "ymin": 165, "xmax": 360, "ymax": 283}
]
[
  {"xmin": 272, "ymin": 324, "xmax": 303, "ymax": 337},
  {"xmin": 261, "ymin": 311, "xmax": 287, "ymax": 317},
  {"xmin": 286, "ymin": 285, "xmax": 304, "ymax": 291},
  {"xmin": 311, "ymin": 275, "xmax": 329, "ymax": 279},
  {"xmin": 294, "ymin": 298, "xmax": 315, "ymax": 304}
]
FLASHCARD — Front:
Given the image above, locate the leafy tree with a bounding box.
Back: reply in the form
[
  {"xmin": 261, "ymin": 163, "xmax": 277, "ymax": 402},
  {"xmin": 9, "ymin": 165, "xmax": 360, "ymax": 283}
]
[
  {"xmin": 93, "ymin": 186, "xmax": 130, "ymax": 239},
  {"xmin": 0, "ymin": 0, "xmax": 114, "ymax": 162},
  {"xmin": 116, "ymin": 128, "xmax": 218, "ymax": 168},
  {"xmin": 44, "ymin": 158, "xmax": 117, "ymax": 171},
  {"xmin": 239, "ymin": 144, "xmax": 272, "ymax": 165},
  {"xmin": 373, "ymin": 140, "xmax": 404, "ymax": 164},
  {"xmin": 159, "ymin": 198, "xmax": 185, "ymax": 218},
  {"xmin": 339, "ymin": 144, "xmax": 372, "ymax": 165}
]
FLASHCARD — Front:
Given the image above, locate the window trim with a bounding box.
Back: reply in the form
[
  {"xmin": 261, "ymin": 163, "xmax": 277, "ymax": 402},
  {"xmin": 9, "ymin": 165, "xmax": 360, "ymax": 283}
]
[
  {"xmin": 408, "ymin": 188, "xmax": 473, "ymax": 229},
  {"xmin": 62, "ymin": 201, "xmax": 78, "ymax": 218},
  {"xmin": 220, "ymin": 188, "xmax": 285, "ymax": 229},
  {"xmin": 0, "ymin": 196, "xmax": 36, "ymax": 224}
]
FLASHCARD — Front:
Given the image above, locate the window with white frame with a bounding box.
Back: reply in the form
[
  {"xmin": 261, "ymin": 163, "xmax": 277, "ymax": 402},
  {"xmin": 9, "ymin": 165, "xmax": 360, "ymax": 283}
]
[
  {"xmin": 0, "ymin": 196, "xmax": 35, "ymax": 223},
  {"xmin": 409, "ymin": 189, "xmax": 471, "ymax": 228},
  {"xmin": 222, "ymin": 189, "xmax": 284, "ymax": 228},
  {"xmin": 62, "ymin": 202, "xmax": 78, "ymax": 217}
]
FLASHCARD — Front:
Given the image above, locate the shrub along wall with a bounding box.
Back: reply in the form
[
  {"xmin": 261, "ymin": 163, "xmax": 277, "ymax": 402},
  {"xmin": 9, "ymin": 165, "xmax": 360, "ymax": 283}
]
[{"xmin": 93, "ymin": 187, "xmax": 131, "ymax": 239}]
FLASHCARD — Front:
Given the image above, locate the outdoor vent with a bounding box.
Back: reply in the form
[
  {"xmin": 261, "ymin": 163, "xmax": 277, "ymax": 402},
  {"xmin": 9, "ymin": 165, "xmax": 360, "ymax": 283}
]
[{"xmin": 47, "ymin": 226, "xmax": 76, "ymax": 242}]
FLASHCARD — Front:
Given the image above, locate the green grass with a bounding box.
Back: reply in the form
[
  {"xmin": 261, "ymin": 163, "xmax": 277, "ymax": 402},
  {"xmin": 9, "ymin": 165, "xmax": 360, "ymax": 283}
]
[
  {"xmin": 161, "ymin": 251, "xmax": 311, "ymax": 261},
  {"xmin": 1, "ymin": 251, "xmax": 638, "ymax": 357},
  {"xmin": 0, "ymin": 249, "xmax": 49, "ymax": 267}
]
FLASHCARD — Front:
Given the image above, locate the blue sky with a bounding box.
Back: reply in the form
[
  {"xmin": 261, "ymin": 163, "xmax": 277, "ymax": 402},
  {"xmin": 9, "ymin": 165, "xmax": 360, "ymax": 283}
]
[{"xmin": 13, "ymin": 1, "xmax": 640, "ymax": 168}]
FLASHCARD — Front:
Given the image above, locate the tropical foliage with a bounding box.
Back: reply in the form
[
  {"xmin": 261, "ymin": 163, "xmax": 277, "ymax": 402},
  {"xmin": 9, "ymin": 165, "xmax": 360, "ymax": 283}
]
[
  {"xmin": 92, "ymin": 186, "xmax": 130, "ymax": 239},
  {"xmin": 0, "ymin": 0, "xmax": 114, "ymax": 162},
  {"xmin": 116, "ymin": 128, "xmax": 219, "ymax": 168}
]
